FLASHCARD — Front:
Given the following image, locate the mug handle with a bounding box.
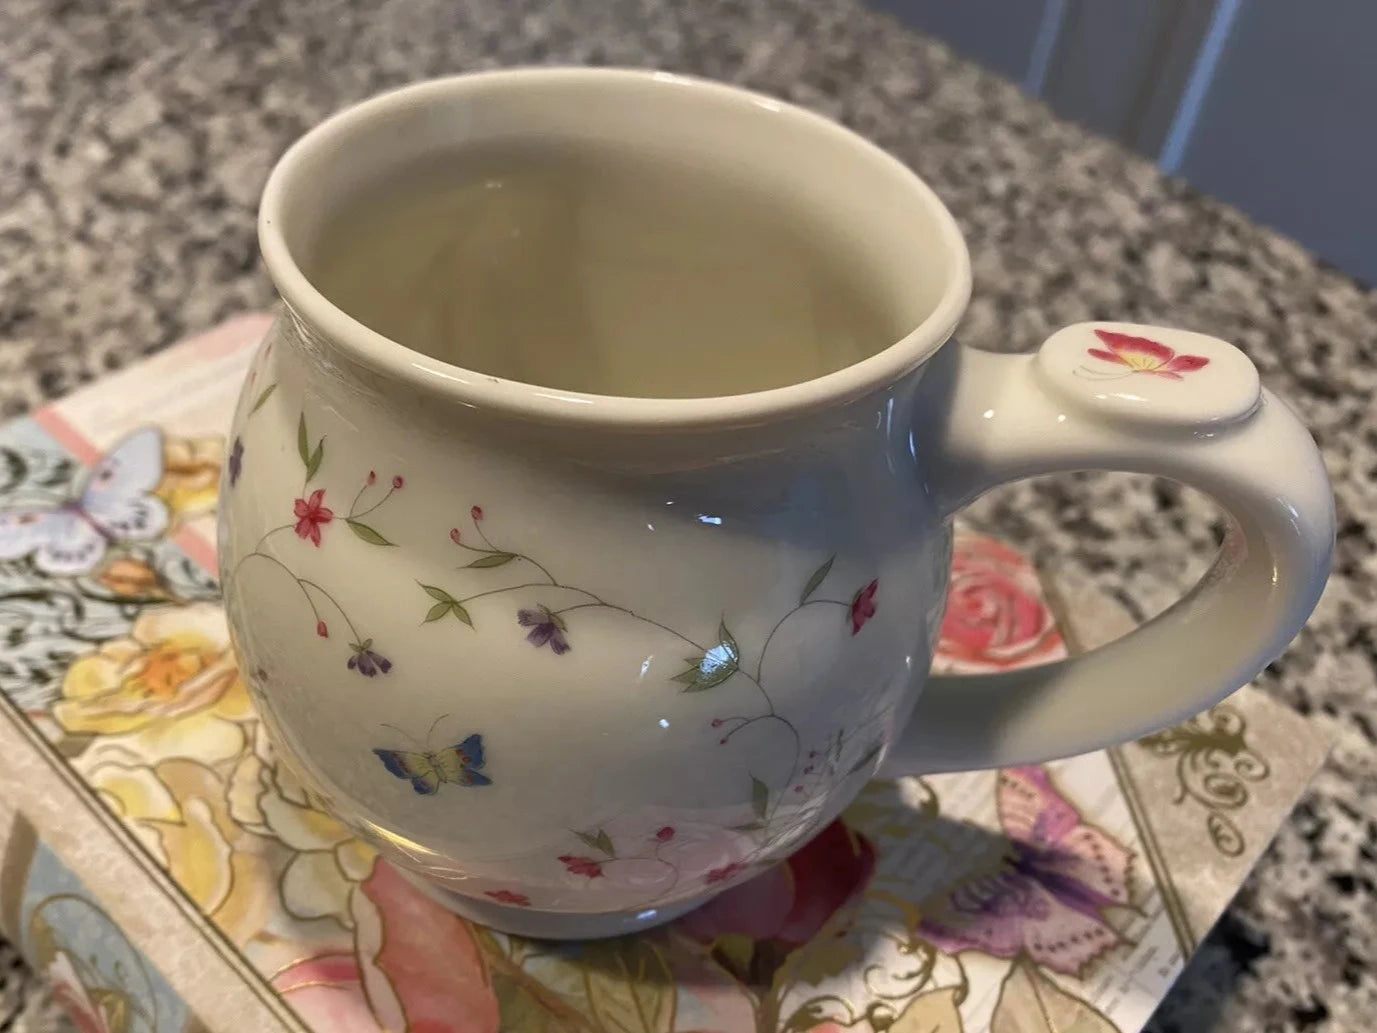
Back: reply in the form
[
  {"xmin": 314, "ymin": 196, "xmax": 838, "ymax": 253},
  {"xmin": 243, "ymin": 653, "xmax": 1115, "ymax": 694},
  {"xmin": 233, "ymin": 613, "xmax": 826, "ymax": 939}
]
[{"xmin": 881, "ymin": 322, "xmax": 1334, "ymax": 775}]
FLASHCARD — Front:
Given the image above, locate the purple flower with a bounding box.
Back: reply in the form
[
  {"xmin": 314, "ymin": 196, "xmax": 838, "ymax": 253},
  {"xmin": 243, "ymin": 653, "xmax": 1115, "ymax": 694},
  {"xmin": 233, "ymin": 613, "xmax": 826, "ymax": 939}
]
[
  {"xmin": 228, "ymin": 436, "xmax": 244, "ymax": 487},
  {"xmin": 347, "ymin": 638, "xmax": 392, "ymax": 676},
  {"xmin": 517, "ymin": 605, "xmax": 570, "ymax": 654}
]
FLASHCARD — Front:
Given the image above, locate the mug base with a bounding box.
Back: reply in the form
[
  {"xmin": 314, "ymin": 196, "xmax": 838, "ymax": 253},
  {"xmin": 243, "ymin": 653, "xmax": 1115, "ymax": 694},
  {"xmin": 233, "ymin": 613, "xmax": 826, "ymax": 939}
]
[{"xmin": 394, "ymin": 865, "xmax": 704, "ymax": 940}]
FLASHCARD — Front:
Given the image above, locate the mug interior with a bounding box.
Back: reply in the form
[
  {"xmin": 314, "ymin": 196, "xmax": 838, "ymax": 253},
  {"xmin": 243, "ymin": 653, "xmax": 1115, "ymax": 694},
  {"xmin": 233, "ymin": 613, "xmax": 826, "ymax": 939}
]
[{"xmin": 261, "ymin": 70, "xmax": 970, "ymax": 418}]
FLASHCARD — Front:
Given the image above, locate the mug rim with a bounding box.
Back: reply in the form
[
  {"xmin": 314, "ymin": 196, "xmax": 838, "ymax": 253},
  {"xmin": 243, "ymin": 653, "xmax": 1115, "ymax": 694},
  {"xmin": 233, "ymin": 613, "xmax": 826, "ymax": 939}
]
[{"xmin": 259, "ymin": 68, "xmax": 972, "ymax": 430}]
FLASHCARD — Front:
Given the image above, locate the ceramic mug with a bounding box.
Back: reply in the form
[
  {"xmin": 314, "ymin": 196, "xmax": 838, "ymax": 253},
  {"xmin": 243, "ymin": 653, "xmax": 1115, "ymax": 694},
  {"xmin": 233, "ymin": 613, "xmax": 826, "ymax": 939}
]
[{"xmin": 222, "ymin": 69, "xmax": 1333, "ymax": 939}]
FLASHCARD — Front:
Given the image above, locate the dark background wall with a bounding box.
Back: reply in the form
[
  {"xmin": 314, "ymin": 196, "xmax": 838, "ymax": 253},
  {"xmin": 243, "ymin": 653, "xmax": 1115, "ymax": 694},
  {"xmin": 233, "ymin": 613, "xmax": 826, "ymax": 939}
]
[{"xmin": 874, "ymin": 0, "xmax": 1377, "ymax": 285}]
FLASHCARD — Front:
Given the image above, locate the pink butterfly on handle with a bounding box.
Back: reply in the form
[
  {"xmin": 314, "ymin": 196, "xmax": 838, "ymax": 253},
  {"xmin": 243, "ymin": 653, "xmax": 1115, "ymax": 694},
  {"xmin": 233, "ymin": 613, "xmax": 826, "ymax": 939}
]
[
  {"xmin": 0, "ymin": 427, "xmax": 168, "ymax": 576},
  {"xmin": 918, "ymin": 766, "xmax": 1134, "ymax": 976}
]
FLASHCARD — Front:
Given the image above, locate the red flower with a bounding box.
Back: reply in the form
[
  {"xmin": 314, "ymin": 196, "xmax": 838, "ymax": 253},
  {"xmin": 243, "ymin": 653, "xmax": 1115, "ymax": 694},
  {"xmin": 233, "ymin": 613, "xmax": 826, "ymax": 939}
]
[
  {"xmin": 392, "ymin": 475, "xmax": 404, "ymax": 489},
  {"xmin": 485, "ymin": 889, "xmax": 531, "ymax": 906},
  {"xmin": 558, "ymin": 855, "xmax": 603, "ymax": 878},
  {"xmin": 680, "ymin": 819, "xmax": 876, "ymax": 949},
  {"xmin": 450, "ymin": 528, "xmax": 463, "ymax": 544},
  {"xmin": 849, "ymin": 580, "xmax": 878, "ymax": 635},
  {"xmin": 293, "ymin": 489, "xmax": 334, "ymax": 546},
  {"xmin": 705, "ymin": 860, "xmax": 748, "ymax": 884},
  {"xmin": 1086, "ymin": 329, "xmax": 1209, "ymax": 379},
  {"xmin": 655, "ymin": 826, "xmax": 675, "ymax": 842},
  {"xmin": 270, "ymin": 859, "xmax": 500, "ymax": 1033},
  {"xmin": 316, "ymin": 620, "xmax": 328, "ymax": 638},
  {"xmin": 471, "ymin": 505, "xmax": 484, "ymax": 521}
]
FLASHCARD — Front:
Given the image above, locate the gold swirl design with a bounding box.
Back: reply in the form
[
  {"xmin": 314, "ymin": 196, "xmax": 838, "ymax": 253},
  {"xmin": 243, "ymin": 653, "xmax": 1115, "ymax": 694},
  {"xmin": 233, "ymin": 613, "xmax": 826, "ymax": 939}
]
[{"xmin": 1138, "ymin": 704, "xmax": 1271, "ymax": 857}]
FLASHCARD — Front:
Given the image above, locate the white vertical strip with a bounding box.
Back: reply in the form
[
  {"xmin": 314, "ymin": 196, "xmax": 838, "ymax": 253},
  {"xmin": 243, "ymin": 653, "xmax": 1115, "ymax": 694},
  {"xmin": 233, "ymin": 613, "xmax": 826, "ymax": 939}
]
[
  {"xmin": 1158, "ymin": 0, "xmax": 1245, "ymax": 173},
  {"xmin": 1025, "ymin": 0, "xmax": 1070, "ymax": 96}
]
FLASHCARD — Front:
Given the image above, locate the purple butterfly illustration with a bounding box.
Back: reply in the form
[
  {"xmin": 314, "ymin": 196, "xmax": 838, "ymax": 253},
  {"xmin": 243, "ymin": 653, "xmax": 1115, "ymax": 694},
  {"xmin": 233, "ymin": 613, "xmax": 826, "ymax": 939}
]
[{"xmin": 918, "ymin": 766, "xmax": 1134, "ymax": 975}]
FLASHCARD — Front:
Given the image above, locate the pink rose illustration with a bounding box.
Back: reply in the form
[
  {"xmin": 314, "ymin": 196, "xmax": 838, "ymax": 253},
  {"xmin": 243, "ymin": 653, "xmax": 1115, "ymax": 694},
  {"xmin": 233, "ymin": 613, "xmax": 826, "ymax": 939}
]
[
  {"xmin": 934, "ymin": 534, "xmax": 1064, "ymax": 673},
  {"xmin": 274, "ymin": 860, "xmax": 499, "ymax": 1033}
]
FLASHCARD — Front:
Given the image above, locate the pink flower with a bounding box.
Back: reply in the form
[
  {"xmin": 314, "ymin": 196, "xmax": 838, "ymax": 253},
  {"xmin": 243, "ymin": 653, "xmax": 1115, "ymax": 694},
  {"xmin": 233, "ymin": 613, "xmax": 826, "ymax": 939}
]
[
  {"xmin": 916, "ymin": 767, "xmax": 1133, "ymax": 976},
  {"xmin": 367, "ymin": 470, "xmax": 377, "ymax": 485},
  {"xmin": 316, "ymin": 620, "xmax": 328, "ymax": 638},
  {"xmin": 486, "ymin": 889, "xmax": 531, "ymax": 906},
  {"xmin": 705, "ymin": 860, "xmax": 748, "ymax": 885},
  {"xmin": 935, "ymin": 534, "xmax": 1065, "ymax": 673},
  {"xmin": 46, "ymin": 951, "xmax": 119, "ymax": 1033},
  {"xmin": 471, "ymin": 505, "xmax": 484, "ymax": 521},
  {"xmin": 678, "ymin": 820, "xmax": 876, "ymax": 982},
  {"xmin": 392, "ymin": 475, "xmax": 404, "ymax": 489},
  {"xmin": 655, "ymin": 826, "xmax": 676, "ymax": 842},
  {"xmin": 274, "ymin": 860, "xmax": 499, "ymax": 1033},
  {"xmin": 450, "ymin": 528, "xmax": 463, "ymax": 544},
  {"xmin": 849, "ymin": 580, "xmax": 878, "ymax": 635},
  {"xmin": 293, "ymin": 488, "xmax": 333, "ymax": 546},
  {"xmin": 559, "ymin": 855, "xmax": 603, "ymax": 878},
  {"xmin": 1086, "ymin": 329, "xmax": 1209, "ymax": 379}
]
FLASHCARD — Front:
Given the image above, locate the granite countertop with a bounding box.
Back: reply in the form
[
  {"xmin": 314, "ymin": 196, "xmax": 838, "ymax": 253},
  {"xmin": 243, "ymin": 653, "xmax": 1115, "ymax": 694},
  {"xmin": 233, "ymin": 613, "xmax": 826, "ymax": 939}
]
[{"xmin": 0, "ymin": 0, "xmax": 1372, "ymax": 1030}]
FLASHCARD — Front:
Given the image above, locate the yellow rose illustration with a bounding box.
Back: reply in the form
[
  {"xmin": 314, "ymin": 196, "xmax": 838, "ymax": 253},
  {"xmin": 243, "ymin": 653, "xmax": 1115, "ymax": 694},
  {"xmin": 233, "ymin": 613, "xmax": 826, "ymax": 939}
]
[
  {"xmin": 54, "ymin": 603, "xmax": 253, "ymax": 764},
  {"xmin": 86, "ymin": 755, "xmax": 275, "ymax": 946},
  {"xmin": 228, "ymin": 723, "xmax": 375, "ymax": 928},
  {"xmin": 155, "ymin": 435, "xmax": 224, "ymax": 525}
]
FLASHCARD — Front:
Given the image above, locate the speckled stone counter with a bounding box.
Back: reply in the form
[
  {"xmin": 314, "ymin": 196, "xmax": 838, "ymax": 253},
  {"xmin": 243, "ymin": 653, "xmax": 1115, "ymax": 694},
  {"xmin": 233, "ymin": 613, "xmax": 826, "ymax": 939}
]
[{"xmin": 0, "ymin": 1, "xmax": 1372, "ymax": 1030}]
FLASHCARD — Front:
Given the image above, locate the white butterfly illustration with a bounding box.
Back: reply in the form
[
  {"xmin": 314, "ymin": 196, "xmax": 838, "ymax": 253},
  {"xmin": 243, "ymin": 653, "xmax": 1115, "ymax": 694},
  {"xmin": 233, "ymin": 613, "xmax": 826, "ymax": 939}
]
[{"xmin": 0, "ymin": 427, "xmax": 169, "ymax": 576}]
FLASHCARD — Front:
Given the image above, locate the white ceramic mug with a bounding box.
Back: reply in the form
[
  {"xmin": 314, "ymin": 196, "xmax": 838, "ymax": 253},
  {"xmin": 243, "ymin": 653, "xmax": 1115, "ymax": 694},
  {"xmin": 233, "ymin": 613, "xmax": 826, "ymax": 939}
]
[{"xmin": 222, "ymin": 69, "xmax": 1333, "ymax": 939}]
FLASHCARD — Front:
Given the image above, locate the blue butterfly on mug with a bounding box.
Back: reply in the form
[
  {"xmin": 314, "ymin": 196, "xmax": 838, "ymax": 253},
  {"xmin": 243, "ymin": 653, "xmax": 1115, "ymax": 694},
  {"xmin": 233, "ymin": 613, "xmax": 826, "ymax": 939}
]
[
  {"xmin": 373, "ymin": 733, "xmax": 491, "ymax": 794},
  {"xmin": 0, "ymin": 427, "xmax": 168, "ymax": 576}
]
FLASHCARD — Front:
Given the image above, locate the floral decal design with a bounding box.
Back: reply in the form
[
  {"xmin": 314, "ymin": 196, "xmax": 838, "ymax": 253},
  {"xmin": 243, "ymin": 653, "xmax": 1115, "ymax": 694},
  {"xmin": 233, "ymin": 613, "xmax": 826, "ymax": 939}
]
[
  {"xmin": 516, "ymin": 604, "xmax": 570, "ymax": 654},
  {"xmin": 421, "ymin": 509, "xmax": 880, "ymax": 889},
  {"xmin": 917, "ymin": 766, "xmax": 1134, "ymax": 976},
  {"xmin": 849, "ymin": 579, "xmax": 878, "ymax": 634},
  {"xmin": 1077, "ymin": 328, "xmax": 1210, "ymax": 381},
  {"xmin": 293, "ymin": 488, "xmax": 333, "ymax": 546},
  {"xmin": 227, "ymin": 436, "xmax": 244, "ymax": 487},
  {"xmin": 224, "ymin": 410, "xmax": 402, "ymax": 677}
]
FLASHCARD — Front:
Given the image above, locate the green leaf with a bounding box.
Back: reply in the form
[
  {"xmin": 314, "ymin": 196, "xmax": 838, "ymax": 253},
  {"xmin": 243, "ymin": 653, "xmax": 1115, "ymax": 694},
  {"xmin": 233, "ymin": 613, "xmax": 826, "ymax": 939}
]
[
  {"xmin": 575, "ymin": 829, "xmax": 615, "ymax": 857},
  {"xmin": 848, "ymin": 742, "xmax": 882, "ymax": 776},
  {"xmin": 581, "ymin": 940, "xmax": 674, "ymax": 1033},
  {"xmin": 712, "ymin": 933, "xmax": 756, "ymax": 982},
  {"xmin": 249, "ymin": 382, "xmax": 277, "ymax": 414},
  {"xmin": 718, "ymin": 619, "xmax": 738, "ymax": 660},
  {"xmin": 991, "ymin": 957, "xmax": 1119, "ymax": 1033},
  {"xmin": 751, "ymin": 775, "xmax": 769, "ymax": 820},
  {"xmin": 424, "ymin": 602, "xmax": 451, "ymax": 623},
  {"xmin": 672, "ymin": 652, "xmax": 738, "ymax": 691},
  {"xmin": 297, "ymin": 413, "xmax": 309, "ymax": 468},
  {"xmin": 466, "ymin": 552, "xmax": 516, "ymax": 568},
  {"xmin": 889, "ymin": 989, "xmax": 964, "ymax": 1033},
  {"xmin": 306, "ymin": 439, "xmax": 324, "ymax": 482},
  {"xmin": 421, "ymin": 584, "xmax": 454, "ymax": 602},
  {"xmin": 672, "ymin": 623, "xmax": 740, "ymax": 692},
  {"xmin": 450, "ymin": 602, "xmax": 473, "ymax": 628},
  {"xmin": 346, "ymin": 519, "xmax": 395, "ymax": 546},
  {"xmin": 800, "ymin": 554, "xmax": 835, "ymax": 605}
]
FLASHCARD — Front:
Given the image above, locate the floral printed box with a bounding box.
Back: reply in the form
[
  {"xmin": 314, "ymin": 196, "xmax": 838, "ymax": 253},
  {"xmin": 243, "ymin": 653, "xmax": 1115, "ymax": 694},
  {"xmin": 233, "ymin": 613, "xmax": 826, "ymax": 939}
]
[{"xmin": 0, "ymin": 317, "xmax": 1331, "ymax": 1033}]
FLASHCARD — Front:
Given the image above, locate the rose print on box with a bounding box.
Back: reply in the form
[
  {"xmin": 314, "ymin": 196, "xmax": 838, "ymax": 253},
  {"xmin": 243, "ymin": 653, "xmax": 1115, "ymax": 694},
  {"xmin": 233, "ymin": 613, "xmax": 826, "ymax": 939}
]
[{"xmin": 933, "ymin": 532, "xmax": 1065, "ymax": 674}]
